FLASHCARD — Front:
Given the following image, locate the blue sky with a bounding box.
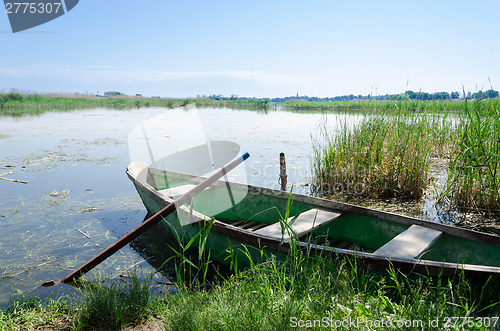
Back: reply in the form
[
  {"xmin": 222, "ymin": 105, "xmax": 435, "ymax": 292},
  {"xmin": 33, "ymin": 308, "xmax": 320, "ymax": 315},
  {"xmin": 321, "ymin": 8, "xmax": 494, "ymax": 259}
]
[{"xmin": 1, "ymin": 0, "xmax": 499, "ymax": 98}]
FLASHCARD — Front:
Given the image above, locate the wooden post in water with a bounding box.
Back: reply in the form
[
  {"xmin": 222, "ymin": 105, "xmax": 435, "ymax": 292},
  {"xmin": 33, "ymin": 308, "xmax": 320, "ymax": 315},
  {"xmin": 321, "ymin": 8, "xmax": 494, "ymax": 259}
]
[{"xmin": 279, "ymin": 152, "xmax": 287, "ymax": 191}]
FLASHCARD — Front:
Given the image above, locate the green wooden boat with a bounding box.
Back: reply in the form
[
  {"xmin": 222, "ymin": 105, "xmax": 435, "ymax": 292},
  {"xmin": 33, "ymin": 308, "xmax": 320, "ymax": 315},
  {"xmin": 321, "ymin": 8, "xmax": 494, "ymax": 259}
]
[{"xmin": 127, "ymin": 161, "xmax": 500, "ymax": 280}]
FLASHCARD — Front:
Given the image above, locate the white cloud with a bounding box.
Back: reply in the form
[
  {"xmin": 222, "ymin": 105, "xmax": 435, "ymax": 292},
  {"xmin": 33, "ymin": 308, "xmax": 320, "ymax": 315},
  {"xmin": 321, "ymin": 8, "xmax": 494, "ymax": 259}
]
[{"xmin": 0, "ymin": 63, "xmax": 314, "ymax": 89}]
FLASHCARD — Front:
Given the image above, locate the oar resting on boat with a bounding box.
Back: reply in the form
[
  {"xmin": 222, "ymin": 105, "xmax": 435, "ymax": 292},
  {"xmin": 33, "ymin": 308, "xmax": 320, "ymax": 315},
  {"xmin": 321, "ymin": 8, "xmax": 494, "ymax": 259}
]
[{"xmin": 41, "ymin": 152, "xmax": 250, "ymax": 287}]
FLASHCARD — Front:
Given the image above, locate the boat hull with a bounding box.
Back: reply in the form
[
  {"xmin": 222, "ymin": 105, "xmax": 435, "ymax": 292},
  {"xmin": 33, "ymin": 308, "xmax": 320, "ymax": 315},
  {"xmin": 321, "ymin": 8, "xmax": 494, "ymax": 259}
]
[{"xmin": 127, "ymin": 162, "xmax": 500, "ymax": 281}]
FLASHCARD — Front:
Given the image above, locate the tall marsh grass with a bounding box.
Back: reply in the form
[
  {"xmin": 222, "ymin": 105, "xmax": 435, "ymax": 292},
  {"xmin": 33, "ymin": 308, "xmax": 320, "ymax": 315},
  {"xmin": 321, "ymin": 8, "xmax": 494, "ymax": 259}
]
[
  {"xmin": 279, "ymin": 99, "xmax": 493, "ymax": 113},
  {"xmin": 312, "ymin": 110, "xmax": 453, "ymax": 199},
  {"xmin": 444, "ymin": 98, "xmax": 500, "ymax": 213}
]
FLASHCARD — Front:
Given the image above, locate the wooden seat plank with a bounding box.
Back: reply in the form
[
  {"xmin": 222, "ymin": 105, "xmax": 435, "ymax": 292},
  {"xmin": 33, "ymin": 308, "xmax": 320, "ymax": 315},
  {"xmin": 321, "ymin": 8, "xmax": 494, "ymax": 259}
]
[
  {"xmin": 255, "ymin": 208, "xmax": 342, "ymax": 240},
  {"xmin": 240, "ymin": 221, "xmax": 260, "ymax": 229},
  {"xmin": 373, "ymin": 224, "xmax": 442, "ymax": 259},
  {"xmin": 159, "ymin": 184, "xmax": 210, "ymax": 198},
  {"xmin": 248, "ymin": 223, "xmax": 269, "ymax": 231}
]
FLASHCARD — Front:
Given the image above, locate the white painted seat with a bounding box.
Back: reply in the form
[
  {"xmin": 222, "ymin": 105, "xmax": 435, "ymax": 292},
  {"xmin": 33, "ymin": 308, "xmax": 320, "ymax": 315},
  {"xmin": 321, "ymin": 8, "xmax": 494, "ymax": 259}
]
[
  {"xmin": 158, "ymin": 184, "xmax": 197, "ymax": 198},
  {"xmin": 255, "ymin": 208, "xmax": 342, "ymax": 240},
  {"xmin": 373, "ymin": 224, "xmax": 442, "ymax": 259}
]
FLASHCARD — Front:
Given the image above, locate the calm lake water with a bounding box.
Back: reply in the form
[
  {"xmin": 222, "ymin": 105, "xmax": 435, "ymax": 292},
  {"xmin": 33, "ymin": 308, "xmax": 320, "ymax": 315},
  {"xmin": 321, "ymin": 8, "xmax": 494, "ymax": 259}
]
[
  {"xmin": 0, "ymin": 107, "xmax": 453, "ymax": 306},
  {"xmin": 0, "ymin": 107, "xmax": 363, "ymax": 306}
]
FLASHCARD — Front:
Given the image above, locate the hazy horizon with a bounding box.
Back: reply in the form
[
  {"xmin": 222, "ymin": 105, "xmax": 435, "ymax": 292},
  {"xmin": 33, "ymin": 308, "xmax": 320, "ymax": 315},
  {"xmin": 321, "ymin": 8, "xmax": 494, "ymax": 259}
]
[{"xmin": 2, "ymin": 1, "xmax": 499, "ymax": 98}]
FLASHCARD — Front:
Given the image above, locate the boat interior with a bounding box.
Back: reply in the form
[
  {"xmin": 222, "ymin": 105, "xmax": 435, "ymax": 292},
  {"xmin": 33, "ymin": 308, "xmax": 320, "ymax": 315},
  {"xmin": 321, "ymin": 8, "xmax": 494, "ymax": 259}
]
[
  {"xmin": 149, "ymin": 168, "xmax": 447, "ymax": 259},
  {"xmin": 127, "ymin": 163, "xmax": 500, "ymax": 267}
]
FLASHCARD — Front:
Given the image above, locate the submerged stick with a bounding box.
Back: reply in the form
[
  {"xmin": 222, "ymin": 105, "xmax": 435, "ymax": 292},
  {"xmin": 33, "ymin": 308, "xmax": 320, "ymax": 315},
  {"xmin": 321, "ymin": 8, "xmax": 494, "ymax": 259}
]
[
  {"xmin": 41, "ymin": 152, "xmax": 250, "ymax": 287},
  {"xmin": 76, "ymin": 228, "xmax": 91, "ymax": 239},
  {"xmin": 0, "ymin": 176, "xmax": 27, "ymax": 184},
  {"xmin": 7, "ymin": 259, "xmax": 57, "ymax": 278}
]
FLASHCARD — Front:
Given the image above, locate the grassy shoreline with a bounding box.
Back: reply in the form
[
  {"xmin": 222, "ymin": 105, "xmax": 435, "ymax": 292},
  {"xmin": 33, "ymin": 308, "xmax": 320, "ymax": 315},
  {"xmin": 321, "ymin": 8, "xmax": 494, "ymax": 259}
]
[
  {"xmin": 0, "ymin": 93, "xmax": 269, "ymax": 116},
  {"xmin": 3, "ymin": 92, "xmax": 499, "ymax": 117},
  {"xmin": 1, "ymin": 250, "xmax": 499, "ymax": 330}
]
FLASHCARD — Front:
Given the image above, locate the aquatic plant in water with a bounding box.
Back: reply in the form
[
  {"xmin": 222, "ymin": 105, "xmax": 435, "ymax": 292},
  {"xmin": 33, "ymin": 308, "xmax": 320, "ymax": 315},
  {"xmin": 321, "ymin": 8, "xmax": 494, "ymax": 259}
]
[
  {"xmin": 443, "ymin": 98, "xmax": 500, "ymax": 213},
  {"xmin": 312, "ymin": 110, "xmax": 452, "ymax": 199}
]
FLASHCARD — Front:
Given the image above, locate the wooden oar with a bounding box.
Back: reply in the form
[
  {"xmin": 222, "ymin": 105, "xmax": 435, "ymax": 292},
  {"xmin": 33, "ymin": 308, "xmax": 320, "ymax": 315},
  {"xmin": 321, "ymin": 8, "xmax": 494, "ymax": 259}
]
[{"xmin": 41, "ymin": 152, "xmax": 250, "ymax": 287}]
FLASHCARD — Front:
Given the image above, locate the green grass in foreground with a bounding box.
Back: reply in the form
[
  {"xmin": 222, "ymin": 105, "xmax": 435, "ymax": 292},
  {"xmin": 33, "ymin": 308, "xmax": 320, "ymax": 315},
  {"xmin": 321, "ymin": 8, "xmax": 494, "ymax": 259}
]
[
  {"xmin": 1, "ymin": 249, "xmax": 498, "ymax": 330},
  {"xmin": 0, "ymin": 273, "xmax": 152, "ymax": 330},
  {"xmin": 71, "ymin": 274, "xmax": 151, "ymax": 330}
]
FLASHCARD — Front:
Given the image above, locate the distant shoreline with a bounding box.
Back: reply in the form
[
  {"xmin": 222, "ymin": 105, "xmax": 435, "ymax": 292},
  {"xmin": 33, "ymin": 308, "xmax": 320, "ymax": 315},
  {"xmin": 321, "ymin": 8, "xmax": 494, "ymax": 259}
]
[
  {"xmin": 1, "ymin": 91, "xmax": 498, "ymax": 116},
  {"xmin": 0, "ymin": 92, "xmax": 270, "ymax": 116}
]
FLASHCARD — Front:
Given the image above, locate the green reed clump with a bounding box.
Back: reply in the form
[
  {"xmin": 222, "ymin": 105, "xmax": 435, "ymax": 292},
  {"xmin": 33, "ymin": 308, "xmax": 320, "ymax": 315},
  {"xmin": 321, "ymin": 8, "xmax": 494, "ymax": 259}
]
[
  {"xmin": 71, "ymin": 272, "xmax": 152, "ymax": 330},
  {"xmin": 279, "ymin": 99, "xmax": 474, "ymax": 113},
  {"xmin": 160, "ymin": 217, "xmax": 220, "ymax": 289},
  {"xmin": 279, "ymin": 100, "xmax": 368, "ymax": 111},
  {"xmin": 444, "ymin": 98, "xmax": 500, "ymax": 213},
  {"xmin": 312, "ymin": 111, "xmax": 452, "ymax": 199},
  {"xmin": 0, "ymin": 92, "xmax": 24, "ymax": 103},
  {"xmin": 0, "ymin": 274, "xmax": 153, "ymax": 330},
  {"xmin": 192, "ymin": 98, "xmax": 269, "ymax": 110}
]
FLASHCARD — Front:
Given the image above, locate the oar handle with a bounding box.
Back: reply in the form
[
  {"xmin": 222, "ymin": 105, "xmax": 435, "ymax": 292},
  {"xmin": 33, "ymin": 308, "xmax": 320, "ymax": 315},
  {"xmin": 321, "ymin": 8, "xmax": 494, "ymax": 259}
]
[
  {"xmin": 176, "ymin": 152, "xmax": 249, "ymax": 203},
  {"xmin": 42, "ymin": 152, "xmax": 250, "ymax": 286}
]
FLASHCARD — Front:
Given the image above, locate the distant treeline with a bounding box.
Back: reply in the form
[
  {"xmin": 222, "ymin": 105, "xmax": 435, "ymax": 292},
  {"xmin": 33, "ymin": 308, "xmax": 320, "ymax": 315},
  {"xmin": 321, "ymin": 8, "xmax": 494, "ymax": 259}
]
[{"xmin": 204, "ymin": 89, "xmax": 500, "ymax": 103}]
